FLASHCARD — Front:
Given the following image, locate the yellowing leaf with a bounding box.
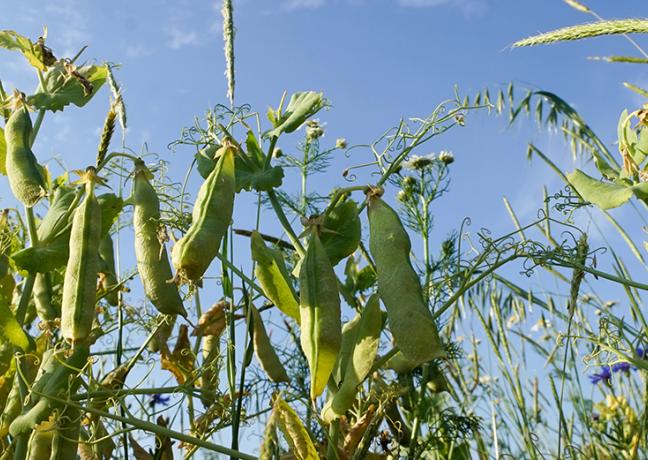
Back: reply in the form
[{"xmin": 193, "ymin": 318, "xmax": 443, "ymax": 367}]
[
  {"xmin": 160, "ymin": 325, "xmax": 194, "ymax": 385},
  {"xmin": 0, "ymin": 30, "xmax": 53, "ymax": 71},
  {"xmin": 0, "ymin": 300, "xmax": 29, "ymax": 350}
]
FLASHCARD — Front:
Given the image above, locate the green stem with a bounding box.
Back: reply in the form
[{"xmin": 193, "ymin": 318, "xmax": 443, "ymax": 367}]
[
  {"xmin": 32, "ymin": 393, "xmax": 259, "ymax": 460},
  {"xmin": 267, "ymin": 190, "xmax": 305, "ymax": 256},
  {"xmin": 29, "ymin": 110, "xmax": 45, "ymax": 148}
]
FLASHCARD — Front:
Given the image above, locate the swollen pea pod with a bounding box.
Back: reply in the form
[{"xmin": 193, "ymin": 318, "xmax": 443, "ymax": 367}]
[
  {"xmin": 249, "ymin": 305, "xmax": 289, "ymax": 383},
  {"xmin": 132, "ymin": 160, "xmax": 186, "ymax": 316},
  {"xmin": 367, "ymin": 191, "xmax": 445, "ymax": 365},
  {"xmin": 299, "ymin": 230, "xmax": 342, "ymax": 399},
  {"xmin": 172, "ymin": 140, "xmax": 236, "ymax": 283},
  {"xmin": 34, "ymin": 272, "xmax": 58, "ymax": 324},
  {"xmin": 4, "ymin": 102, "xmax": 46, "ymax": 207},
  {"xmin": 0, "ymin": 350, "xmax": 43, "ymax": 437},
  {"xmin": 61, "ymin": 171, "xmax": 102, "ymax": 344},
  {"xmin": 26, "ymin": 418, "xmax": 55, "ymax": 460},
  {"xmin": 98, "ymin": 233, "xmax": 119, "ymax": 306},
  {"xmin": 199, "ymin": 334, "xmax": 220, "ymax": 407},
  {"xmin": 9, "ymin": 345, "xmax": 89, "ymax": 437},
  {"xmin": 321, "ymin": 294, "xmax": 381, "ymax": 422},
  {"xmin": 251, "ymin": 231, "xmax": 300, "ymax": 322}
]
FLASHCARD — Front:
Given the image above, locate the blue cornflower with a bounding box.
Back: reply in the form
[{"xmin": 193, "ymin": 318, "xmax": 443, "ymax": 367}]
[
  {"xmin": 637, "ymin": 346, "xmax": 648, "ymax": 359},
  {"xmin": 149, "ymin": 394, "xmax": 171, "ymax": 408},
  {"xmin": 589, "ymin": 366, "xmax": 611, "ymax": 385},
  {"xmin": 611, "ymin": 362, "xmax": 632, "ymax": 373}
]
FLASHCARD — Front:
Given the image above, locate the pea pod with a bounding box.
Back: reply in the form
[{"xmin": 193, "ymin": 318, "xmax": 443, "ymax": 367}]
[
  {"xmin": 26, "ymin": 418, "xmax": 55, "ymax": 460},
  {"xmin": 251, "ymin": 231, "xmax": 300, "ymax": 322},
  {"xmin": 4, "ymin": 104, "xmax": 46, "ymax": 207},
  {"xmin": 98, "ymin": 233, "xmax": 119, "ymax": 306},
  {"xmin": 249, "ymin": 305, "xmax": 289, "ymax": 383},
  {"xmin": 61, "ymin": 172, "xmax": 102, "ymax": 344},
  {"xmin": 50, "ymin": 405, "xmax": 81, "ymax": 459},
  {"xmin": 172, "ymin": 141, "xmax": 236, "ymax": 283},
  {"xmin": 322, "ymin": 294, "xmax": 381, "ymax": 422},
  {"xmin": 299, "ymin": 231, "xmax": 341, "ymax": 399},
  {"xmin": 34, "ymin": 272, "xmax": 58, "ymax": 324},
  {"xmin": 9, "ymin": 345, "xmax": 88, "ymax": 437},
  {"xmin": 132, "ymin": 160, "xmax": 186, "ymax": 316},
  {"xmin": 367, "ymin": 193, "xmax": 445, "ymax": 365}
]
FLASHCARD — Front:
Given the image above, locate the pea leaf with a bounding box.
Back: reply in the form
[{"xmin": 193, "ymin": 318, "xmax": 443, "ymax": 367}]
[
  {"xmin": 567, "ymin": 169, "xmax": 633, "ymax": 209},
  {"xmin": 0, "ymin": 30, "xmax": 51, "ymax": 71},
  {"xmin": 97, "ymin": 193, "xmax": 124, "ymax": 237},
  {"xmin": 266, "ymin": 91, "xmax": 325, "ymax": 138},
  {"xmin": 0, "ymin": 299, "xmax": 29, "ymax": 350},
  {"xmin": 320, "ymin": 199, "xmax": 361, "ymax": 266},
  {"xmin": 160, "ymin": 324, "xmax": 194, "ymax": 385},
  {"xmin": 235, "ymin": 160, "xmax": 284, "ymax": 192},
  {"xmin": 195, "ymin": 140, "xmax": 283, "ymax": 192},
  {"xmin": 28, "ymin": 62, "xmax": 108, "ymax": 112},
  {"xmin": 0, "ymin": 128, "xmax": 6, "ymax": 176}
]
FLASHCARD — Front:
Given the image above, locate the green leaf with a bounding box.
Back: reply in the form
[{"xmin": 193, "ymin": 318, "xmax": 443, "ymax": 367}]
[
  {"xmin": 567, "ymin": 169, "xmax": 633, "ymax": 209},
  {"xmin": 266, "ymin": 91, "xmax": 325, "ymax": 138},
  {"xmin": 235, "ymin": 160, "xmax": 284, "ymax": 192},
  {"xmin": 320, "ymin": 199, "xmax": 361, "ymax": 266},
  {"xmin": 28, "ymin": 62, "xmax": 108, "ymax": 112},
  {"xmin": 0, "ymin": 300, "xmax": 29, "ymax": 350},
  {"xmin": 196, "ymin": 140, "xmax": 284, "ymax": 192},
  {"xmin": 195, "ymin": 145, "xmax": 218, "ymax": 180},
  {"xmin": 0, "ymin": 30, "xmax": 51, "ymax": 71},
  {"xmin": 251, "ymin": 231, "xmax": 300, "ymax": 322},
  {"xmin": 0, "ymin": 127, "xmax": 6, "ymax": 175}
]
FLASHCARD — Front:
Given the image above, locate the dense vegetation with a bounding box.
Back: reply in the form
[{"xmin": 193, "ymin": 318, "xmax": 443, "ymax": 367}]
[{"xmin": 1, "ymin": 1, "xmax": 648, "ymax": 459}]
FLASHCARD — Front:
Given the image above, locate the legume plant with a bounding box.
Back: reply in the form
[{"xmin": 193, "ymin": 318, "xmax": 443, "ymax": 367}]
[{"xmin": 1, "ymin": 1, "xmax": 648, "ymax": 459}]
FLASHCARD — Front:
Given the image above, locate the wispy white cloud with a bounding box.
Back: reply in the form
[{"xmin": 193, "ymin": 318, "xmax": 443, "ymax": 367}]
[
  {"xmin": 282, "ymin": 0, "xmax": 326, "ymax": 11},
  {"xmin": 166, "ymin": 27, "xmax": 199, "ymax": 50},
  {"xmin": 125, "ymin": 43, "xmax": 154, "ymax": 58},
  {"xmin": 397, "ymin": 0, "xmax": 486, "ymax": 16}
]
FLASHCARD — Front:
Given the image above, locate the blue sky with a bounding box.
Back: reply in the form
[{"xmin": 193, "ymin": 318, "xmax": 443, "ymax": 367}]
[{"xmin": 3, "ymin": 0, "xmax": 648, "ymax": 454}]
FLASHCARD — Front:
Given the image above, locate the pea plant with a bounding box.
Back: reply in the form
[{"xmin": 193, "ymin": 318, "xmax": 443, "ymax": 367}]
[{"xmin": 2, "ymin": 2, "xmax": 647, "ymax": 460}]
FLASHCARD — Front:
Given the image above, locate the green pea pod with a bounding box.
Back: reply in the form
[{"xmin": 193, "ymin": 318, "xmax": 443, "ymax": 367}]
[
  {"xmin": 98, "ymin": 233, "xmax": 119, "ymax": 306},
  {"xmin": 132, "ymin": 160, "xmax": 186, "ymax": 316},
  {"xmin": 273, "ymin": 396, "xmax": 319, "ymax": 460},
  {"xmin": 0, "ymin": 373, "xmax": 22, "ymax": 437},
  {"xmin": 26, "ymin": 418, "xmax": 55, "ymax": 460},
  {"xmin": 61, "ymin": 174, "xmax": 102, "ymax": 344},
  {"xmin": 12, "ymin": 190, "xmax": 121, "ymax": 274},
  {"xmin": 4, "ymin": 105, "xmax": 46, "ymax": 207},
  {"xmin": 322, "ymin": 294, "xmax": 381, "ymax": 422},
  {"xmin": 199, "ymin": 333, "xmax": 220, "ymax": 407},
  {"xmin": 37, "ymin": 186, "xmax": 76, "ymax": 241},
  {"xmin": 34, "ymin": 272, "xmax": 58, "ymax": 323},
  {"xmin": 172, "ymin": 141, "xmax": 236, "ymax": 283},
  {"xmin": 251, "ymin": 231, "xmax": 300, "ymax": 322},
  {"xmin": 320, "ymin": 198, "xmax": 361, "ymax": 266},
  {"xmin": 367, "ymin": 194, "xmax": 445, "ymax": 365},
  {"xmin": 299, "ymin": 231, "xmax": 342, "ymax": 399},
  {"xmin": 249, "ymin": 305, "xmax": 289, "ymax": 383},
  {"xmin": 9, "ymin": 345, "xmax": 88, "ymax": 437}
]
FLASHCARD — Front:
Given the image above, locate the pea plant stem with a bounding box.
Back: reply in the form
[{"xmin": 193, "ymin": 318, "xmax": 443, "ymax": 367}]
[
  {"xmin": 33, "ymin": 392, "xmax": 259, "ymax": 460},
  {"xmin": 267, "ymin": 190, "xmax": 305, "ymax": 256}
]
